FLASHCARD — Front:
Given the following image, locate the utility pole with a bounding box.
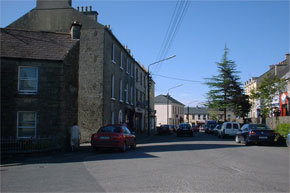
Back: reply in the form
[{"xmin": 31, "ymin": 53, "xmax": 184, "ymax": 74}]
[{"xmin": 147, "ymin": 55, "xmax": 176, "ymax": 136}]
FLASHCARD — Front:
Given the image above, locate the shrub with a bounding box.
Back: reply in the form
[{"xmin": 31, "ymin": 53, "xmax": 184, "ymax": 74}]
[{"xmin": 276, "ymin": 123, "xmax": 290, "ymax": 139}]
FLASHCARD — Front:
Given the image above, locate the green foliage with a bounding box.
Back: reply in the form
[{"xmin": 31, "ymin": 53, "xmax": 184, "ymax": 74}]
[
  {"xmin": 276, "ymin": 123, "xmax": 290, "ymax": 139},
  {"xmin": 205, "ymin": 46, "xmax": 250, "ymax": 120},
  {"xmin": 250, "ymin": 73, "xmax": 287, "ymax": 117}
]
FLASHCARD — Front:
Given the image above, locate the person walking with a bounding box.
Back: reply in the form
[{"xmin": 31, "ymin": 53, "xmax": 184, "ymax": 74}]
[{"xmin": 70, "ymin": 122, "xmax": 81, "ymax": 151}]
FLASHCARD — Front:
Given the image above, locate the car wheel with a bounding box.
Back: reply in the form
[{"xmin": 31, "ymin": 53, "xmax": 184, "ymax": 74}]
[
  {"xmin": 131, "ymin": 141, "xmax": 136, "ymax": 149},
  {"xmin": 121, "ymin": 142, "xmax": 127, "ymax": 152},
  {"xmin": 235, "ymin": 136, "xmax": 240, "ymax": 143}
]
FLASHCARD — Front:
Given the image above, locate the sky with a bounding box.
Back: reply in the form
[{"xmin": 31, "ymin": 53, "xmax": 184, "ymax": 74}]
[{"xmin": 1, "ymin": 0, "xmax": 289, "ymax": 107}]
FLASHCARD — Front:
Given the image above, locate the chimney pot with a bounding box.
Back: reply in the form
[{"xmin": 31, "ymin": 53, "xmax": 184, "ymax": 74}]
[
  {"xmin": 89, "ymin": 6, "xmax": 92, "ymax": 11},
  {"xmin": 85, "ymin": 6, "xmax": 88, "ymax": 12},
  {"xmin": 77, "ymin": 6, "xmax": 79, "ymax": 11},
  {"xmin": 81, "ymin": 6, "xmax": 84, "ymax": 12}
]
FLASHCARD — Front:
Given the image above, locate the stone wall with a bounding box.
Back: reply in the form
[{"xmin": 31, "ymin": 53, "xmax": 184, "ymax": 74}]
[
  {"xmin": 0, "ymin": 57, "xmax": 78, "ymax": 142},
  {"xmin": 251, "ymin": 116, "xmax": 290, "ymax": 129}
]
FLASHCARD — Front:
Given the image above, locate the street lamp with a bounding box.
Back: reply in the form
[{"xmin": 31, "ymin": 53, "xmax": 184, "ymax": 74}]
[
  {"xmin": 147, "ymin": 55, "xmax": 176, "ymax": 136},
  {"xmin": 167, "ymin": 84, "xmax": 183, "ymax": 125}
]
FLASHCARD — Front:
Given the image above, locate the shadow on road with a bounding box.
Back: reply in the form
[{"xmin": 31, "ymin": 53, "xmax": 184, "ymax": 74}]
[{"xmin": 0, "ymin": 133, "xmax": 246, "ymax": 167}]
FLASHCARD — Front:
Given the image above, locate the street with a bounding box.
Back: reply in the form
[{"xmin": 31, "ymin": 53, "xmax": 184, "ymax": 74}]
[{"xmin": 1, "ymin": 132, "xmax": 289, "ymax": 192}]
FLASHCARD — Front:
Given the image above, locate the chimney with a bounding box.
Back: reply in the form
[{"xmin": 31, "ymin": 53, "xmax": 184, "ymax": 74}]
[
  {"xmin": 70, "ymin": 21, "xmax": 82, "ymax": 39},
  {"xmin": 36, "ymin": 0, "xmax": 72, "ymax": 9},
  {"xmin": 82, "ymin": 5, "xmax": 98, "ymax": 22}
]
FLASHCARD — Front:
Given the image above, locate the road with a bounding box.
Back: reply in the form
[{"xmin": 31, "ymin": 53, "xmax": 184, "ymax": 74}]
[{"xmin": 1, "ymin": 132, "xmax": 289, "ymax": 192}]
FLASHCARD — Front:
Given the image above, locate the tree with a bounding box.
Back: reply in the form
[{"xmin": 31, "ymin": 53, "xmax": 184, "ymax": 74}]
[
  {"xmin": 250, "ymin": 73, "xmax": 286, "ymax": 119},
  {"xmin": 205, "ymin": 46, "xmax": 250, "ymax": 121}
]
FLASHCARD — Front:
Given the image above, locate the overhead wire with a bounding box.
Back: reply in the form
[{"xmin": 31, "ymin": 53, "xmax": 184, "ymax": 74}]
[
  {"xmin": 152, "ymin": 73, "xmax": 203, "ymax": 83},
  {"xmin": 152, "ymin": 0, "xmax": 191, "ymax": 76}
]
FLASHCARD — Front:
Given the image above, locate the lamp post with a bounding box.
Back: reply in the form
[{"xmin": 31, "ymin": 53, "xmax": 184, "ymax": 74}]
[
  {"xmin": 167, "ymin": 84, "xmax": 183, "ymax": 125},
  {"xmin": 147, "ymin": 55, "xmax": 176, "ymax": 136}
]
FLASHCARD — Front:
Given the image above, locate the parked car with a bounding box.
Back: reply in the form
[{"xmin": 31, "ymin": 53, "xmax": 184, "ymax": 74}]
[
  {"xmin": 192, "ymin": 125, "xmax": 200, "ymax": 132},
  {"xmin": 91, "ymin": 124, "xmax": 136, "ymax": 152},
  {"xmin": 219, "ymin": 122, "xmax": 240, "ymax": 138},
  {"xmin": 177, "ymin": 123, "xmax": 193, "ymax": 137},
  {"xmin": 213, "ymin": 124, "xmax": 221, "ymax": 136},
  {"xmin": 235, "ymin": 124, "xmax": 275, "ymax": 146},
  {"xmin": 157, "ymin": 124, "xmax": 173, "ymax": 135},
  {"xmin": 205, "ymin": 120, "xmax": 217, "ymax": 134},
  {"xmin": 169, "ymin": 125, "xmax": 177, "ymax": 132}
]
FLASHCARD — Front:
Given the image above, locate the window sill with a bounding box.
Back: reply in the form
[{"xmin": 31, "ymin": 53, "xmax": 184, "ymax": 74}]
[
  {"xmin": 112, "ymin": 60, "xmax": 116, "ymax": 64},
  {"xmin": 111, "ymin": 98, "xmax": 116, "ymax": 101},
  {"xmin": 17, "ymin": 92, "xmax": 38, "ymax": 96},
  {"xmin": 120, "ymin": 67, "xmax": 124, "ymax": 70},
  {"xmin": 120, "ymin": 100, "xmax": 124, "ymax": 103}
]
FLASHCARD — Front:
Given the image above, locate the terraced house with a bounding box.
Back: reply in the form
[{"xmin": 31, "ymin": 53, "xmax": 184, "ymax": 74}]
[
  {"xmin": 4, "ymin": 0, "xmax": 154, "ymax": 143},
  {"xmin": 1, "ymin": 27, "xmax": 80, "ymax": 149}
]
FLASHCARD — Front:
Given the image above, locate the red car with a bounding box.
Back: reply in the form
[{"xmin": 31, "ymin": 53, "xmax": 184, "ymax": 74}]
[{"xmin": 91, "ymin": 124, "xmax": 136, "ymax": 152}]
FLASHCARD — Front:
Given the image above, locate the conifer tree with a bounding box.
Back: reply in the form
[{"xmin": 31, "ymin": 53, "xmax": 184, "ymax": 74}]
[{"xmin": 205, "ymin": 46, "xmax": 250, "ymax": 121}]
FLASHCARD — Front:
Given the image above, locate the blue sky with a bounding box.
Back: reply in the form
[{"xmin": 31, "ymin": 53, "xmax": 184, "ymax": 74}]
[{"xmin": 1, "ymin": 0, "xmax": 289, "ymax": 107}]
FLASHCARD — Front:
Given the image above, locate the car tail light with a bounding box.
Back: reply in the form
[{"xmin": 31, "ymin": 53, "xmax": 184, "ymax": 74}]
[{"xmin": 249, "ymin": 131, "xmax": 256, "ymax": 135}]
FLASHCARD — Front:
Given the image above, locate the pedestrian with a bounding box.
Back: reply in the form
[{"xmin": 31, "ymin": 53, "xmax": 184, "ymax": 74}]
[{"xmin": 70, "ymin": 122, "xmax": 81, "ymax": 152}]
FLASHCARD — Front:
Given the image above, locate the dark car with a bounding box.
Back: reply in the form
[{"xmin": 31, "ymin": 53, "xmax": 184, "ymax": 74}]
[
  {"xmin": 213, "ymin": 124, "xmax": 221, "ymax": 136},
  {"xmin": 235, "ymin": 124, "xmax": 275, "ymax": 146},
  {"xmin": 192, "ymin": 125, "xmax": 200, "ymax": 132},
  {"xmin": 177, "ymin": 123, "xmax": 193, "ymax": 137},
  {"xmin": 157, "ymin": 124, "xmax": 172, "ymax": 135},
  {"xmin": 91, "ymin": 124, "xmax": 136, "ymax": 152},
  {"xmin": 205, "ymin": 121, "xmax": 217, "ymax": 134}
]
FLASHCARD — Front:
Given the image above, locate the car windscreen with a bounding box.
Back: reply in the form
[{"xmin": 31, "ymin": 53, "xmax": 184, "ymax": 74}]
[
  {"xmin": 249, "ymin": 124, "xmax": 270, "ymax": 130},
  {"xmin": 179, "ymin": 124, "xmax": 190, "ymax": 129},
  {"xmin": 98, "ymin": 126, "xmax": 121, "ymax": 133}
]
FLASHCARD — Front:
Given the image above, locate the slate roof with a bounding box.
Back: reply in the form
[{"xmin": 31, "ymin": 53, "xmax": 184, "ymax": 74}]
[
  {"xmin": 184, "ymin": 107, "xmax": 208, "ymax": 114},
  {"xmin": 154, "ymin": 94, "xmax": 184, "ymax": 106},
  {"xmin": 0, "ymin": 28, "xmax": 78, "ymax": 61}
]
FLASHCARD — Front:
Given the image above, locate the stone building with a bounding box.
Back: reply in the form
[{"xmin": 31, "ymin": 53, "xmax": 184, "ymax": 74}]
[
  {"xmin": 244, "ymin": 54, "xmax": 290, "ymax": 118},
  {"xmin": 7, "ymin": 0, "xmax": 151, "ymax": 142},
  {"xmin": 155, "ymin": 95, "xmax": 184, "ymax": 127},
  {"xmin": 0, "ymin": 28, "xmax": 80, "ymax": 146}
]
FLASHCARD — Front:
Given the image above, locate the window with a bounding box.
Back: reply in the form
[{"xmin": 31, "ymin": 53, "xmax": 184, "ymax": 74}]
[
  {"xmin": 126, "ymin": 58, "xmax": 129, "ymax": 74},
  {"xmin": 226, "ymin": 123, "xmax": 232, "ymax": 129},
  {"xmin": 17, "ymin": 111, "xmax": 37, "ymax": 138},
  {"xmin": 131, "ymin": 62, "xmax": 134, "ymax": 77},
  {"xmin": 140, "ymin": 72, "xmax": 142, "ymax": 85},
  {"xmin": 119, "ymin": 110, "xmax": 123, "ymax": 124},
  {"xmin": 130, "ymin": 86, "xmax": 133, "ymax": 105},
  {"xmin": 203, "ymin": 114, "xmax": 206, "ymax": 120},
  {"xmin": 136, "ymin": 89, "xmax": 139, "ymax": 103},
  {"xmin": 119, "ymin": 79, "xmax": 123, "ymax": 102},
  {"xmin": 120, "ymin": 52, "xmax": 124, "ymax": 69},
  {"xmin": 198, "ymin": 114, "xmax": 200, "ymax": 120},
  {"xmin": 136, "ymin": 68, "xmax": 139, "ymax": 82},
  {"xmin": 112, "ymin": 43, "xmax": 116, "ymax": 63},
  {"xmin": 125, "ymin": 83, "xmax": 129, "ymax": 103},
  {"xmin": 18, "ymin": 66, "xmax": 38, "ymax": 94},
  {"xmin": 111, "ymin": 75, "xmax": 115, "ymax": 99}
]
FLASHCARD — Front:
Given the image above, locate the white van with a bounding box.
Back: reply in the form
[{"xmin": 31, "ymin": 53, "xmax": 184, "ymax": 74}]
[{"xmin": 219, "ymin": 122, "xmax": 240, "ymax": 138}]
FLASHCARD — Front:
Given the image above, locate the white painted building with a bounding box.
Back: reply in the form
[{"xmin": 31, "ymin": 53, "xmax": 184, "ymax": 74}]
[{"xmin": 154, "ymin": 95, "xmax": 184, "ymax": 127}]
